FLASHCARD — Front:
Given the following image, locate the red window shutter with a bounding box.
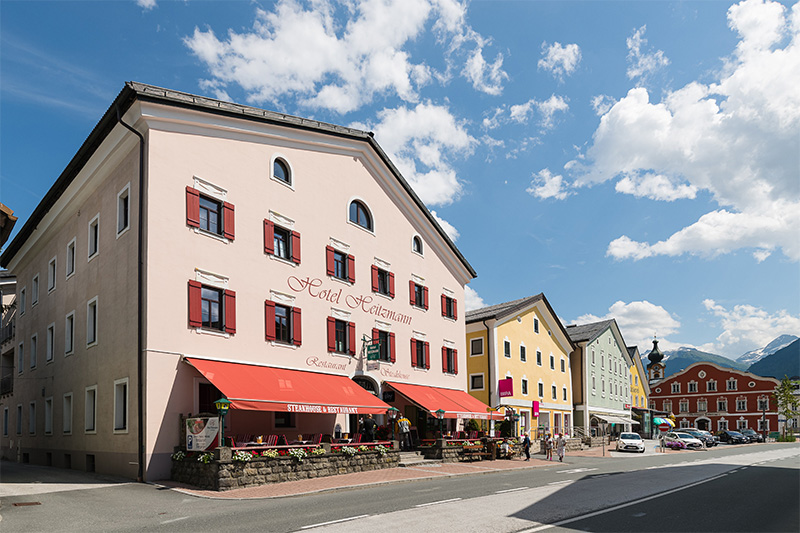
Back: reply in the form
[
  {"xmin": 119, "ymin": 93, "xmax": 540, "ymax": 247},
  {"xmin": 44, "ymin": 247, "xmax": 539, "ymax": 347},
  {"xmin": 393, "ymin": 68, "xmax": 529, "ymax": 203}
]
[
  {"xmin": 453, "ymin": 299, "xmax": 458, "ymax": 320},
  {"xmin": 441, "ymin": 294, "xmax": 446, "ymax": 316},
  {"xmin": 224, "ymin": 289, "xmax": 236, "ymax": 334},
  {"xmin": 327, "ymin": 317, "xmax": 336, "ymax": 352},
  {"xmin": 409, "ymin": 281, "xmax": 416, "ymax": 305},
  {"xmin": 389, "ymin": 332, "xmax": 396, "ymax": 363},
  {"xmin": 291, "ymin": 231, "xmax": 301, "ymax": 264},
  {"xmin": 326, "ymin": 246, "xmax": 335, "ymax": 276},
  {"xmin": 347, "ymin": 322, "xmax": 356, "ymax": 355},
  {"xmin": 265, "ymin": 300, "xmax": 276, "ymax": 341},
  {"xmin": 222, "ymin": 202, "xmax": 235, "ymax": 240},
  {"xmin": 424, "ymin": 342, "xmax": 430, "ymax": 369},
  {"xmin": 372, "ymin": 328, "xmax": 379, "ymax": 343},
  {"xmin": 264, "ymin": 220, "xmax": 274, "ymax": 255},
  {"xmin": 347, "ymin": 255, "xmax": 356, "ymax": 284},
  {"xmin": 188, "ymin": 280, "xmax": 202, "ymax": 327},
  {"xmin": 291, "ymin": 307, "xmax": 302, "ymax": 346},
  {"xmin": 454, "ymin": 349, "xmax": 458, "ymax": 374},
  {"xmin": 410, "ymin": 338, "xmax": 417, "ymax": 367},
  {"xmin": 371, "ymin": 265, "xmax": 379, "ymax": 292},
  {"xmin": 423, "ymin": 286, "xmax": 429, "ymax": 310},
  {"xmin": 442, "ymin": 346, "xmax": 447, "ymax": 373},
  {"xmin": 388, "ymin": 272, "xmax": 395, "ymax": 298},
  {"xmin": 186, "ymin": 187, "xmax": 200, "ymax": 228}
]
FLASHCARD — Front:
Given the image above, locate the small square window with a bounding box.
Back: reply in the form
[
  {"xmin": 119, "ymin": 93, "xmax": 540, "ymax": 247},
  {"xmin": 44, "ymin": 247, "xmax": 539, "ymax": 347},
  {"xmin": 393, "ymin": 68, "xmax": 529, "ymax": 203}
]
[
  {"xmin": 470, "ymin": 338, "xmax": 483, "ymax": 356},
  {"xmin": 470, "ymin": 374, "xmax": 484, "ymax": 390}
]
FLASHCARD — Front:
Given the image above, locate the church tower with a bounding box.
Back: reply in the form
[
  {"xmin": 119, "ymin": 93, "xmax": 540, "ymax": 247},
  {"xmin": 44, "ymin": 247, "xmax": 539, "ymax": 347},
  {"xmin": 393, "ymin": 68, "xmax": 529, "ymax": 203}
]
[{"xmin": 646, "ymin": 337, "xmax": 666, "ymax": 386}]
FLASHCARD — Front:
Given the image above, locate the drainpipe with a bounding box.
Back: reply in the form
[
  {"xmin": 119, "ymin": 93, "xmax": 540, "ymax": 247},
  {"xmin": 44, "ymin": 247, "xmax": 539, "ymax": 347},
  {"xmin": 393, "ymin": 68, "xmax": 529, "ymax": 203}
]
[{"xmin": 116, "ymin": 106, "xmax": 146, "ymax": 482}]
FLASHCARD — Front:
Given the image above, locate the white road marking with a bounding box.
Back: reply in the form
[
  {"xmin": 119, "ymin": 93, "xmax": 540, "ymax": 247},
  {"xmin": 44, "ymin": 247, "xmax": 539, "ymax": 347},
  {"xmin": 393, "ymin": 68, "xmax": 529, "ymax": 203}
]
[
  {"xmin": 160, "ymin": 517, "xmax": 189, "ymax": 525},
  {"xmin": 495, "ymin": 487, "xmax": 530, "ymax": 494},
  {"xmin": 556, "ymin": 468, "xmax": 597, "ymax": 474},
  {"xmin": 547, "ymin": 480, "xmax": 573, "ymax": 485},
  {"xmin": 300, "ymin": 515, "xmax": 370, "ymax": 529},
  {"xmin": 415, "ymin": 498, "xmax": 462, "ymax": 507},
  {"xmin": 632, "ymin": 513, "xmax": 646, "ymax": 517}
]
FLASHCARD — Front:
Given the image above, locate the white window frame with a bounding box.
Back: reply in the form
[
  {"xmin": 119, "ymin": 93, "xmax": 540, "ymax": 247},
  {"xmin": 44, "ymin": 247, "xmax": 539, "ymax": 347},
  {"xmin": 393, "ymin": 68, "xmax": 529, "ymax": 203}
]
[
  {"xmin": 31, "ymin": 274, "xmax": 39, "ymax": 306},
  {"xmin": 563, "ymin": 386, "xmax": 568, "ymax": 401},
  {"xmin": 88, "ymin": 213, "xmax": 100, "ymax": 260},
  {"xmin": 270, "ymin": 154, "xmax": 295, "ymax": 190},
  {"xmin": 503, "ymin": 340, "xmax": 511, "ymax": 358},
  {"xmin": 87, "ymin": 296, "xmax": 98, "ymax": 347},
  {"xmin": 672, "ymin": 382, "xmax": 680, "ymax": 393},
  {"xmin": 19, "ymin": 286, "xmax": 26, "ymax": 315},
  {"xmin": 46, "ymin": 323, "xmax": 55, "ymax": 362},
  {"xmin": 63, "ymin": 393, "xmax": 73, "ymax": 434},
  {"xmin": 113, "ymin": 378, "xmax": 129, "ymax": 433},
  {"xmin": 65, "ymin": 311, "xmax": 75, "ymax": 355},
  {"xmin": 66, "ymin": 237, "xmax": 76, "ymax": 279},
  {"xmin": 551, "ymin": 384, "xmax": 557, "ymax": 400},
  {"xmin": 469, "ymin": 373, "xmax": 485, "ymax": 391},
  {"xmin": 727, "ymin": 379, "xmax": 737, "ymax": 391},
  {"xmin": 521, "ymin": 378, "xmax": 529, "ymax": 396},
  {"xmin": 45, "ymin": 397, "xmax": 53, "ymax": 435},
  {"xmin": 538, "ymin": 381, "xmax": 544, "ymax": 398},
  {"xmin": 533, "ymin": 317, "xmax": 539, "ymax": 333},
  {"xmin": 30, "ymin": 333, "xmax": 37, "ymax": 369},
  {"xmin": 470, "ymin": 337, "xmax": 483, "ymax": 357},
  {"xmin": 698, "ymin": 399, "xmax": 707, "ymax": 412},
  {"xmin": 48, "ymin": 256, "xmax": 57, "ymax": 293},
  {"xmin": 85, "ymin": 386, "xmax": 97, "ymax": 433},
  {"xmin": 736, "ymin": 399, "xmax": 747, "ymax": 411},
  {"xmin": 520, "ymin": 344, "xmax": 527, "ymax": 362},
  {"xmin": 536, "ymin": 350, "xmax": 542, "ymax": 366},
  {"xmin": 688, "ymin": 381, "xmax": 697, "ymax": 393},
  {"xmin": 117, "ymin": 183, "xmax": 131, "ymax": 237}
]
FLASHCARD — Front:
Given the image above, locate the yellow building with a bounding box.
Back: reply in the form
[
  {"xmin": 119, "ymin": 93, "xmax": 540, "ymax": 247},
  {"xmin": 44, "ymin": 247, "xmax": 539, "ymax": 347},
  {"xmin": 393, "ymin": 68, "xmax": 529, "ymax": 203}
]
[
  {"xmin": 628, "ymin": 346, "xmax": 649, "ymax": 410},
  {"xmin": 465, "ymin": 294, "xmax": 575, "ymax": 438}
]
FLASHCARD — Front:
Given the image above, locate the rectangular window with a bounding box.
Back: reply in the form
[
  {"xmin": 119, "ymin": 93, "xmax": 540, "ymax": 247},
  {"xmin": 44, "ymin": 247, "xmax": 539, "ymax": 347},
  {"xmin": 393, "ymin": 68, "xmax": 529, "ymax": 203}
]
[
  {"xmin": 410, "ymin": 282, "xmax": 428, "ymax": 309},
  {"xmin": 758, "ymin": 398, "xmax": 769, "ymax": 411},
  {"xmin": 20, "ymin": 287, "xmax": 26, "ymax": 315},
  {"xmin": 264, "ymin": 300, "xmax": 301, "ymax": 345},
  {"xmin": 561, "ymin": 359, "xmax": 565, "ymax": 372},
  {"xmin": 335, "ymin": 320, "xmax": 347, "ymax": 353},
  {"xmin": 274, "ymin": 225, "xmax": 290, "ymax": 259},
  {"xmin": 16, "ymin": 404, "xmax": 22, "ymax": 435},
  {"xmin": 88, "ymin": 214, "xmax": 99, "ymax": 258},
  {"xmin": 672, "ymin": 383, "xmax": 680, "ymax": 393},
  {"xmin": 30, "ymin": 334, "xmax": 37, "ymax": 368},
  {"xmin": 411, "ymin": 338, "xmax": 429, "ymax": 369},
  {"xmin": 563, "ymin": 387, "xmax": 568, "ymax": 401},
  {"xmin": 592, "ymin": 375, "xmax": 596, "ymax": 391},
  {"xmin": 48, "ymin": 257, "xmax": 57, "ymax": 292},
  {"xmin": 46, "ymin": 323, "xmax": 55, "ymax": 362},
  {"xmin": 377, "ymin": 330, "xmax": 391, "ymax": 362},
  {"xmin": 45, "ymin": 397, "xmax": 53, "ymax": 434},
  {"xmin": 29, "ymin": 402, "xmax": 36, "ymax": 434},
  {"xmin": 536, "ymin": 350, "xmax": 542, "ymax": 366},
  {"xmin": 591, "ymin": 349, "xmax": 595, "ymax": 365},
  {"xmin": 717, "ymin": 399, "xmax": 727, "ymax": 412},
  {"xmin": 552, "ymin": 385, "xmax": 557, "ymax": 400},
  {"xmin": 698, "ymin": 399, "xmax": 707, "ymax": 412},
  {"xmin": 17, "ymin": 342, "xmax": 23, "ymax": 374},
  {"xmin": 470, "ymin": 338, "xmax": 483, "ymax": 356},
  {"xmin": 327, "ymin": 318, "xmax": 354, "ymax": 355},
  {"xmin": 371, "ymin": 266, "xmax": 395, "ymax": 298},
  {"xmin": 66, "ymin": 238, "xmax": 76, "ymax": 278},
  {"xmin": 32, "ymin": 275, "xmax": 39, "ymax": 306},
  {"xmin": 441, "ymin": 294, "xmax": 457, "ymax": 319},
  {"xmin": 199, "ymin": 196, "xmax": 221, "ymax": 235},
  {"xmin": 680, "ymin": 400, "xmax": 689, "ymax": 413},
  {"xmin": 63, "ymin": 394, "xmax": 73, "ymax": 434},
  {"xmin": 504, "ymin": 341, "xmax": 511, "ymax": 358},
  {"xmin": 2, "ymin": 407, "xmax": 7, "ymax": 437},
  {"xmin": 326, "ymin": 247, "xmax": 355, "ymax": 283},
  {"xmin": 727, "ymin": 379, "xmax": 737, "ymax": 391},
  {"xmin": 85, "ymin": 387, "xmax": 97, "ymax": 432},
  {"xmin": 520, "ymin": 346, "xmax": 526, "ymax": 362},
  {"xmin": 521, "ymin": 379, "xmax": 528, "ymax": 395},
  {"xmin": 117, "ymin": 184, "xmax": 130, "ymax": 235},
  {"xmin": 442, "ymin": 347, "xmax": 456, "ymax": 374},
  {"xmin": 186, "ymin": 187, "xmax": 235, "ymax": 240},
  {"xmin": 719, "ymin": 420, "xmax": 728, "ymax": 431},
  {"xmin": 736, "ymin": 399, "xmax": 747, "ymax": 411},
  {"xmin": 114, "ymin": 379, "xmax": 128, "ymax": 432},
  {"xmin": 663, "ymin": 400, "xmax": 671, "ymax": 412},
  {"xmin": 758, "ymin": 419, "xmax": 768, "ymax": 431},
  {"xmin": 275, "ymin": 304, "xmax": 291, "ymax": 343},
  {"xmin": 707, "ymin": 381, "xmax": 717, "ymax": 392},
  {"xmin": 550, "ymin": 354, "xmax": 555, "ymax": 370},
  {"xmin": 87, "ymin": 297, "xmax": 98, "ymax": 345},
  {"xmin": 538, "ymin": 382, "xmax": 544, "ymax": 397},
  {"xmin": 263, "ymin": 220, "xmax": 301, "ymax": 264},
  {"xmin": 65, "ymin": 312, "xmax": 75, "ymax": 355},
  {"xmin": 688, "ymin": 382, "xmax": 698, "ymax": 393},
  {"xmin": 470, "ymin": 374, "xmax": 484, "ymax": 390},
  {"xmin": 533, "ymin": 317, "xmax": 539, "ymax": 333},
  {"xmin": 188, "ymin": 281, "xmax": 235, "ymax": 334}
]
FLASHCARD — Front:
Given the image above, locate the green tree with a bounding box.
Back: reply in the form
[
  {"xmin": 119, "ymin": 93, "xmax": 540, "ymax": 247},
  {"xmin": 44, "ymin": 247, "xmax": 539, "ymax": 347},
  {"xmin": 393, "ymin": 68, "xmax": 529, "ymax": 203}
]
[{"xmin": 772, "ymin": 376, "xmax": 799, "ymax": 439}]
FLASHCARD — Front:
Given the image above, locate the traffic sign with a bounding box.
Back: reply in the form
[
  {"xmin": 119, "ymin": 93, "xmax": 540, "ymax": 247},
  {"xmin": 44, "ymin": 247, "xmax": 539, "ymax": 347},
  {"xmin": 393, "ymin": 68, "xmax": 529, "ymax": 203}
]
[{"xmin": 658, "ymin": 423, "xmax": 670, "ymax": 432}]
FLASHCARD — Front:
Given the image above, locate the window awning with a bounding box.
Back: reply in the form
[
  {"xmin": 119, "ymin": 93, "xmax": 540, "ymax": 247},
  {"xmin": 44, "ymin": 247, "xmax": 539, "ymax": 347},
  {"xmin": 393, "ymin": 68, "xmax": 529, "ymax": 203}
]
[
  {"xmin": 185, "ymin": 358, "xmax": 390, "ymax": 414},
  {"xmin": 385, "ymin": 381, "xmax": 504, "ymax": 420},
  {"xmin": 592, "ymin": 414, "xmax": 639, "ymax": 425}
]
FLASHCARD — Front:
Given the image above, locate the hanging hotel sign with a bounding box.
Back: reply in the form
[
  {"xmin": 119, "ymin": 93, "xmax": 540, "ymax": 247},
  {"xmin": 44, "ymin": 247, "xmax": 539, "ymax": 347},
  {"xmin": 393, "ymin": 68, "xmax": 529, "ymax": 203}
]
[
  {"xmin": 186, "ymin": 417, "xmax": 220, "ymax": 451},
  {"xmin": 499, "ymin": 378, "xmax": 514, "ymax": 398}
]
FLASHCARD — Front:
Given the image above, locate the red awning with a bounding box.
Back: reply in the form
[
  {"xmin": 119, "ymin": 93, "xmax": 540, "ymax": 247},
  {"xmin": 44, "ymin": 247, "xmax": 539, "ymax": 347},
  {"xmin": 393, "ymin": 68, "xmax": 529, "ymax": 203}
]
[
  {"xmin": 385, "ymin": 381, "xmax": 504, "ymax": 420},
  {"xmin": 185, "ymin": 358, "xmax": 390, "ymax": 414}
]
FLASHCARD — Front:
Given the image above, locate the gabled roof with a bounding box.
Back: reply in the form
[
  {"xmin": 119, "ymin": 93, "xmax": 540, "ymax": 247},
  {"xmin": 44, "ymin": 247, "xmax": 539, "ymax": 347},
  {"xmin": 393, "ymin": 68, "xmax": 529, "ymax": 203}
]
[
  {"xmin": 565, "ymin": 319, "xmax": 616, "ymax": 343},
  {"xmin": 0, "ymin": 82, "xmax": 476, "ymax": 279},
  {"xmin": 465, "ymin": 294, "xmax": 543, "ymax": 323}
]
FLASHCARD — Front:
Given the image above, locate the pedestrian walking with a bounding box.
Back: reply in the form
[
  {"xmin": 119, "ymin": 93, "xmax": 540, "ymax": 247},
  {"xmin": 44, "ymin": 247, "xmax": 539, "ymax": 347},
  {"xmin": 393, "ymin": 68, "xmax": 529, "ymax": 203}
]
[
  {"xmin": 545, "ymin": 433, "xmax": 553, "ymax": 461},
  {"xmin": 522, "ymin": 432, "xmax": 531, "ymax": 461},
  {"xmin": 556, "ymin": 433, "xmax": 566, "ymax": 462},
  {"xmin": 397, "ymin": 416, "xmax": 412, "ymax": 450},
  {"xmin": 362, "ymin": 413, "xmax": 377, "ymax": 442}
]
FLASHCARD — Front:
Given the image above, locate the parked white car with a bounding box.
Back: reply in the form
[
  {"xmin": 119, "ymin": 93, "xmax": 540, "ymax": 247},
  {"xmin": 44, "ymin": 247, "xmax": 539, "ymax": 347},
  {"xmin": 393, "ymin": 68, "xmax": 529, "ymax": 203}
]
[
  {"xmin": 616, "ymin": 432, "xmax": 646, "ymax": 453},
  {"xmin": 666, "ymin": 431, "xmax": 704, "ymax": 449}
]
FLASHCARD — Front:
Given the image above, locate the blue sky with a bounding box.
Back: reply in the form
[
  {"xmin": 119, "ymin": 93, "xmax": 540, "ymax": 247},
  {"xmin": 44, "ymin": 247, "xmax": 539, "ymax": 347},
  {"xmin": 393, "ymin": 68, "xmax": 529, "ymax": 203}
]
[{"xmin": 1, "ymin": 0, "xmax": 798, "ymax": 359}]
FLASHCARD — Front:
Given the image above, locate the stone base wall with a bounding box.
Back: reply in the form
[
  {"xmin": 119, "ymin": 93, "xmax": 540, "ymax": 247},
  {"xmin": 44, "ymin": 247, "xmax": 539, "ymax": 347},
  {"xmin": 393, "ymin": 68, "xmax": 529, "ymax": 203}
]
[{"xmin": 172, "ymin": 450, "xmax": 400, "ymax": 491}]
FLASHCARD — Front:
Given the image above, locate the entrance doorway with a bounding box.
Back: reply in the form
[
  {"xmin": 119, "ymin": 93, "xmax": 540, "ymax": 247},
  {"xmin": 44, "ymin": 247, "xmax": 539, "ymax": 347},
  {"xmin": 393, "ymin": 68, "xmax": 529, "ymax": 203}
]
[
  {"xmin": 350, "ymin": 377, "xmax": 378, "ymax": 437},
  {"xmin": 696, "ymin": 417, "xmax": 710, "ymax": 431}
]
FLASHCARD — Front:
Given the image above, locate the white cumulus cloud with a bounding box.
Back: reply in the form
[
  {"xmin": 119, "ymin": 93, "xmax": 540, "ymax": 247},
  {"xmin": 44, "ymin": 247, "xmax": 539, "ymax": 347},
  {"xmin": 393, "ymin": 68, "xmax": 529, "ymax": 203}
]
[
  {"xmin": 699, "ymin": 299, "xmax": 800, "ymax": 357},
  {"xmin": 571, "ymin": 0, "xmax": 800, "ymax": 262},
  {"xmin": 574, "ymin": 300, "xmax": 681, "ymax": 353},
  {"xmin": 489, "ymin": 94, "xmax": 569, "ymax": 130},
  {"xmin": 538, "ymin": 41, "xmax": 582, "ymax": 80},
  {"xmin": 626, "ymin": 25, "xmax": 669, "ymax": 81},
  {"xmin": 136, "ymin": 0, "xmax": 157, "ymax": 10},
  {"xmin": 430, "ymin": 210, "xmax": 460, "ymax": 242},
  {"xmin": 526, "ymin": 169, "xmax": 570, "ymax": 200},
  {"xmin": 464, "ymin": 285, "xmax": 486, "ymax": 311},
  {"xmin": 360, "ymin": 102, "xmax": 477, "ymax": 206}
]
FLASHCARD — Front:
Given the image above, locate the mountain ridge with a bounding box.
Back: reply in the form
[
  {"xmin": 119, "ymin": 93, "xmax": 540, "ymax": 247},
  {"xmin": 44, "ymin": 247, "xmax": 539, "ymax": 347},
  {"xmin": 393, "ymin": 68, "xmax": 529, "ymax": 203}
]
[{"xmin": 737, "ymin": 334, "xmax": 799, "ymax": 365}]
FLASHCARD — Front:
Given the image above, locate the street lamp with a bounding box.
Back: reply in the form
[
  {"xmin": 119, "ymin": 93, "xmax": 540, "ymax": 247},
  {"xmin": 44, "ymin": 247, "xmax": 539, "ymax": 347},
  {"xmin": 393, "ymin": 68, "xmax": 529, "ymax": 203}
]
[
  {"xmin": 387, "ymin": 406, "xmax": 400, "ymax": 440},
  {"xmin": 214, "ymin": 397, "xmax": 232, "ymax": 447},
  {"xmin": 761, "ymin": 399, "xmax": 767, "ymax": 442},
  {"xmin": 513, "ymin": 413, "xmax": 520, "ymax": 438},
  {"xmin": 435, "ymin": 409, "xmax": 445, "ymax": 438}
]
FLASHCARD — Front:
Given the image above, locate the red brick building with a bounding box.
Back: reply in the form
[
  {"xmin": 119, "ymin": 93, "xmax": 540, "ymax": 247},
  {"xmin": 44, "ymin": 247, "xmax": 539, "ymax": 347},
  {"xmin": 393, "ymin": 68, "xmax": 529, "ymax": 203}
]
[{"xmin": 648, "ymin": 362, "xmax": 779, "ymax": 433}]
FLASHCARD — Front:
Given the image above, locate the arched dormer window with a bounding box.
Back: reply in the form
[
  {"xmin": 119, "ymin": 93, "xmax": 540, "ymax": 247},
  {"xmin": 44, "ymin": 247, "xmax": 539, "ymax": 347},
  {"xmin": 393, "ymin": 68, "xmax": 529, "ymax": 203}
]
[
  {"xmin": 412, "ymin": 236, "xmax": 423, "ymax": 255},
  {"xmin": 273, "ymin": 158, "xmax": 291, "ymax": 185},
  {"xmin": 349, "ymin": 200, "xmax": 373, "ymax": 231}
]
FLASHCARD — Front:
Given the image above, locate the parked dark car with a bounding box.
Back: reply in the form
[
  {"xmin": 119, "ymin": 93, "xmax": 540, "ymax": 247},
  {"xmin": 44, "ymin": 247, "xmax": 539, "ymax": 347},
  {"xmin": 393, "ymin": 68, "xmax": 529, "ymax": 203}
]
[
  {"xmin": 681, "ymin": 429, "xmax": 715, "ymax": 447},
  {"xmin": 698, "ymin": 430, "xmax": 719, "ymax": 447},
  {"xmin": 717, "ymin": 430, "xmax": 748, "ymax": 444},
  {"xmin": 739, "ymin": 428, "xmax": 764, "ymax": 443}
]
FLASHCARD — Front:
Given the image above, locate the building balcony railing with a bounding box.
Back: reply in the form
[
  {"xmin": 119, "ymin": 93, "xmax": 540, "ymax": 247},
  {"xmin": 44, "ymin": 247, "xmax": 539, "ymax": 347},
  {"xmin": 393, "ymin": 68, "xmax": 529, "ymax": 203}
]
[{"xmin": 0, "ymin": 319, "xmax": 14, "ymax": 345}]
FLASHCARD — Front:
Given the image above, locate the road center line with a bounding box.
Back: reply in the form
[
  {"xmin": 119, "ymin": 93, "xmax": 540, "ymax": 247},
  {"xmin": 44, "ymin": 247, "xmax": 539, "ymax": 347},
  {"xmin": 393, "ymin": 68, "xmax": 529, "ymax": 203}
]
[
  {"xmin": 415, "ymin": 498, "xmax": 462, "ymax": 507},
  {"xmin": 300, "ymin": 515, "xmax": 369, "ymax": 529},
  {"xmin": 495, "ymin": 487, "xmax": 530, "ymax": 494},
  {"xmin": 160, "ymin": 517, "xmax": 189, "ymax": 525}
]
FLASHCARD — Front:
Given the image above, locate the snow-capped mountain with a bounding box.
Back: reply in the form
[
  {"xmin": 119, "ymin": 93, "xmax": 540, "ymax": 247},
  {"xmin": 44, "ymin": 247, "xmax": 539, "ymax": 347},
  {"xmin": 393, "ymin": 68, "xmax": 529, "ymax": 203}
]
[{"xmin": 736, "ymin": 334, "xmax": 799, "ymax": 365}]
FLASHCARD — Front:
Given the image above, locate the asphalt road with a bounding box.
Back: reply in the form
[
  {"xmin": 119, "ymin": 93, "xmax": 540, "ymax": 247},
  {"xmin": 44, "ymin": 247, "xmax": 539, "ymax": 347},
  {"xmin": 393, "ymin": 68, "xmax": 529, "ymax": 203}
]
[{"xmin": 1, "ymin": 443, "xmax": 798, "ymax": 532}]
